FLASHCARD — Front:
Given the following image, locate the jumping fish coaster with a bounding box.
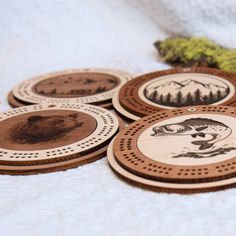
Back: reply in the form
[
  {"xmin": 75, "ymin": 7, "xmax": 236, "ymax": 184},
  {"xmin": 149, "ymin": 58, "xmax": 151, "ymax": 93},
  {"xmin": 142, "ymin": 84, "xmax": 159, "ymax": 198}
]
[
  {"xmin": 108, "ymin": 106, "xmax": 236, "ymax": 193},
  {"xmin": 113, "ymin": 67, "xmax": 236, "ymax": 121},
  {"xmin": 0, "ymin": 103, "xmax": 119, "ymax": 175},
  {"xmin": 11, "ymin": 68, "xmax": 133, "ymax": 108}
]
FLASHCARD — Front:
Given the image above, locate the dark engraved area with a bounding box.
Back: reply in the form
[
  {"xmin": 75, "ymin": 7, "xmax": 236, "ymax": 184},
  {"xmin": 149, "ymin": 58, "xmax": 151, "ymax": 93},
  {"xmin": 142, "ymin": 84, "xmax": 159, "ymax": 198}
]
[
  {"xmin": 151, "ymin": 118, "xmax": 233, "ymax": 158},
  {"xmin": 172, "ymin": 146, "xmax": 236, "ymax": 158},
  {"xmin": 9, "ymin": 113, "xmax": 83, "ymax": 144},
  {"xmin": 144, "ymin": 79, "xmax": 230, "ymax": 107},
  {"xmin": 0, "ymin": 110, "xmax": 97, "ymax": 151},
  {"xmin": 32, "ymin": 72, "xmax": 120, "ymax": 98}
]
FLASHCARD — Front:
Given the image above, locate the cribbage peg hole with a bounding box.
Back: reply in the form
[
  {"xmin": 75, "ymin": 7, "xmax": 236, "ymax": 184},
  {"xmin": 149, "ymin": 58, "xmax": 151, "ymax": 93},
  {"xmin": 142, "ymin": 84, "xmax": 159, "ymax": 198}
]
[{"xmin": 188, "ymin": 107, "xmax": 197, "ymax": 112}]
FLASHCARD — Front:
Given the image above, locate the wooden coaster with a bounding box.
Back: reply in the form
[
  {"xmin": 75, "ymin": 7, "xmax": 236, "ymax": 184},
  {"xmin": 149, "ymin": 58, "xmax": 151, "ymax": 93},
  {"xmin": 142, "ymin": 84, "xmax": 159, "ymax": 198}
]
[
  {"xmin": 8, "ymin": 90, "xmax": 113, "ymax": 109},
  {"xmin": 113, "ymin": 106, "xmax": 236, "ymax": 187},
  {"xmin": 108, "ymin": 139, "xmax": 236, "ymax": 193},
  {"xmin": 0, "ymin": 143, "xmax": 108, "ymax": 175},
  {"xmin": 8, "ymin": 91, "xmax": 30, "ymax": 108},
  {"xmin": 118, "ymin": 67, "xmax": 236, "ymax": 120},
  {"xmin": 0, "ymin": 103, "xmax": 119, "ymax": 174},
  {"xmin": 12, "ymin": 68, "xmax": 133, "ymax": 105}
]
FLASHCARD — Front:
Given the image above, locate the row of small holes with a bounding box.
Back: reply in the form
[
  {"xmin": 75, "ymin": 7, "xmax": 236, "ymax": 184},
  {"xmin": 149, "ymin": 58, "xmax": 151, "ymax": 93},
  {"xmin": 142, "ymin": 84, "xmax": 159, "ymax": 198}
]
[{"xmin": 216, "ymin": 162, "xmax": 236, "ymax": 173}]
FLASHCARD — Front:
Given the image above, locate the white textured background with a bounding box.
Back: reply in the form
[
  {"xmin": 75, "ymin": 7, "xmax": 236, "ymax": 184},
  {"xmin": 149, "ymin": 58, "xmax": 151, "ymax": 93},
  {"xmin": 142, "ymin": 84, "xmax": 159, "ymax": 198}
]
[{"xmin": 0, "ymin": 1, "xmax": 236, "ymax": 235}]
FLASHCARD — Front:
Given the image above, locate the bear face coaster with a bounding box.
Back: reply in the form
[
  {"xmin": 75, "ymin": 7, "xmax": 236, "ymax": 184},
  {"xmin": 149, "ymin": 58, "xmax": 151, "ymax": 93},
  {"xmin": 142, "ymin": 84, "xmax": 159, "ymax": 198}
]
[
  {"xmin": 0, "ymin": 103, "xmax": 119, "ymax": 175},
  {"xmin": 108, "ymin": 106, "xmax": 236, "ymax": 193},
  {"xmin": 12, "ymin": 68, "xmax": 133, "ymax": 108},
  {"xmin": 115, "ymin": 67, "xmax": 236, "ymax": 121}
]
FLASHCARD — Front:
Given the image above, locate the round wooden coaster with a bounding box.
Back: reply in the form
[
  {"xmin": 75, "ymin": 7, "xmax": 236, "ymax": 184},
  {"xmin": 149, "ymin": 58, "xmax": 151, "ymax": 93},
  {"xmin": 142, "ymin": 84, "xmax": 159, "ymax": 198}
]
[
  {"xmin": 0, "ymin": 103, "xmax": 119, "ymax": 167},
  {"xmin": 0, "ymin": 143, "xmax": 108, "ymax": 175},
  {"xmin": 12, "ymin": 68, "xmax": 133, "ymax": 105},
  {"xmin": 108, "ymin": 139, "xmax": 236, "ymax": 193},
  {"xmin": 8, "ymin": 90, "xmax": 113, "ymax": 109},
  {"xmin": 113, "ymin": 106, "xmax": 236, "ymax": 184},
  {"xmin": 118, "ymin": 67, "xmax": 236, "ymax": 119},
  {"xmin": 0, "ymin": 111, "xmax": 125, "ymax": 175}
]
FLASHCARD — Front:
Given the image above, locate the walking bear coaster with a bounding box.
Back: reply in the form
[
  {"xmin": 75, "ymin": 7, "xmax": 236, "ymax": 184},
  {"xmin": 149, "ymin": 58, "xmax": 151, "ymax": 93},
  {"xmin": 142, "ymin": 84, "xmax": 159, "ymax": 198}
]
[
  {"xmin": 113, "ymin": 67, "xmax": 236, "ymax": 121},
  {"xmin": 10, "ymin": 68, "xmax": 133, "ymax": 109},
  {"xmin": 108, "ymin": 105, "xmax": 236, "ymax": 193},
  {"xmin": 0, "ymin": 103, "xmax": 119, "ymax": 175}
]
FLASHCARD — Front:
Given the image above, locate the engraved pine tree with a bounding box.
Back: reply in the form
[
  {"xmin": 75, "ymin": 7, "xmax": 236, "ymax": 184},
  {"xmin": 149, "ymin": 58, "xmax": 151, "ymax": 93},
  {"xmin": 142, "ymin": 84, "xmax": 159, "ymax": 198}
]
[{"xmin": 144, "ymin": 79, "xmax": 230, "ymax": 107}]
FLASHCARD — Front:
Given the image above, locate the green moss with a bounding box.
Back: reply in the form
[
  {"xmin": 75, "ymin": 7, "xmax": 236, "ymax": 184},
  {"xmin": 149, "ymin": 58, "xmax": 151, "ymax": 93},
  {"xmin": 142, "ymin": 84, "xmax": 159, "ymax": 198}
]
[
  {"xmin": 216, "ymin": 50, "xmax": 236, "ymax": 73},
  {"xmin": 154, "ymin": 37, "xmax": 236, "ymax": 73}
]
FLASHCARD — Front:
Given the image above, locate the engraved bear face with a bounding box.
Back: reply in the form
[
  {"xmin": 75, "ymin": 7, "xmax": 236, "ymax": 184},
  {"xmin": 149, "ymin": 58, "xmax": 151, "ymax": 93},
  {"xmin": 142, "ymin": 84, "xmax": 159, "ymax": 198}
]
[{"xmin": 9, "ymin": 113, "xmax": 83, "ymax": 144}]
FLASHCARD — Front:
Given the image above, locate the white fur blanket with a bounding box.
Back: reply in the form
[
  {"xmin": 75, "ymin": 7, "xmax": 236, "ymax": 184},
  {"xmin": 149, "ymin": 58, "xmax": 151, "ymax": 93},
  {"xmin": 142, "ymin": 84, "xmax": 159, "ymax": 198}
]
[
  {"xmin": 133, "ymin": 0, "xmax": 236, "ymax": 48},
  {"xmin": 0, "ymin": 1, "xmax": 235, "ymax": 235}
]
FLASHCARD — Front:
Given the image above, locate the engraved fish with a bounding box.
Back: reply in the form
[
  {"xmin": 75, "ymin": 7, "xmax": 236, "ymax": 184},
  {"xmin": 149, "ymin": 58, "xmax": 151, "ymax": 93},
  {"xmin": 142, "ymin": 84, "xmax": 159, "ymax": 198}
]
[{"xmin": 151, "ymin": 118, "xmax": 232, "ymax": 150}]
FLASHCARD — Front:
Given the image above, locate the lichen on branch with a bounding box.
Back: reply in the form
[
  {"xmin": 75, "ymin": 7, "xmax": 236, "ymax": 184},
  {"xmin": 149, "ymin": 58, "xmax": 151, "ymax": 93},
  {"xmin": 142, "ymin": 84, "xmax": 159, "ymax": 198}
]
[{"xmin": 154, "ymin": 37, "xmax": 236, "ymax": 73}]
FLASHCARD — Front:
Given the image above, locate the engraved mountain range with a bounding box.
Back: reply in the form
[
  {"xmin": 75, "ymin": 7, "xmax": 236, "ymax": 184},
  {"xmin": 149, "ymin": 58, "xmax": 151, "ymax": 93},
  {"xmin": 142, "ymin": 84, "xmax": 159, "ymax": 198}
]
[
  {"xmin": 144, "ymin": 79, "xmax": 230, "ymax": 107},
  {"xmin": 35, "ymin": 77, "xmax": 118, "ymax": 97}
]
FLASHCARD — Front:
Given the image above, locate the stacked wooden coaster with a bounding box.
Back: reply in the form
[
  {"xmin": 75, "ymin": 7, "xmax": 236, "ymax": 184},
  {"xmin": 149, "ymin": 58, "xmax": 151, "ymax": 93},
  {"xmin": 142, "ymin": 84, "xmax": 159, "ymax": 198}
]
[
  {"xmin": 0, "ymin": 103, "xmax": 119, "ymax": 175},
  {"xmin": 9, "ymin": 68, "xmax": 133, "ymax": 109},
  {"xmin": 113, "ymin": 67, "xmax": 236, "ymax": 121},
  {"xmin": 108, "ymin": 106, "xmax": 236, "ymax": 193},
  {"xmin": 5, "ymin": 65, "xmax": 236, "ymax": 193}
]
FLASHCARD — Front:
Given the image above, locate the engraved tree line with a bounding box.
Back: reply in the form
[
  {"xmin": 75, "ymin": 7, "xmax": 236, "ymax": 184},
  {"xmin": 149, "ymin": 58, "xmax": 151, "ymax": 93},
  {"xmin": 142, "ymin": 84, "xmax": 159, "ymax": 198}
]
[{"xmin": 144, "ymin": 87, "xmax": 230, "ymax": 107}]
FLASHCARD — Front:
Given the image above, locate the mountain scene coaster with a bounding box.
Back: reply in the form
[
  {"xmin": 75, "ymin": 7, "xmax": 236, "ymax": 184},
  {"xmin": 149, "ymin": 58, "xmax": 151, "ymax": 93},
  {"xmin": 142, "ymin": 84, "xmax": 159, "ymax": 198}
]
[
  {"xmin": 118, "ymin": 67, "xmax": 236, "ymax": 120},
  {"xmin": 112, "ymin": 106, "xmax": 236, "ymax": 191},
  {"xmin": 0, "ymin": 103, "xmax": 119, "ymax": 174},
  {"xmin": 12, "ymin": 68, "xmax": 133, "ymax": 106}
]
